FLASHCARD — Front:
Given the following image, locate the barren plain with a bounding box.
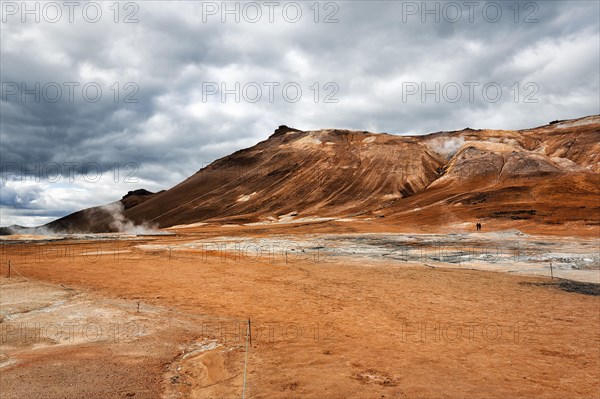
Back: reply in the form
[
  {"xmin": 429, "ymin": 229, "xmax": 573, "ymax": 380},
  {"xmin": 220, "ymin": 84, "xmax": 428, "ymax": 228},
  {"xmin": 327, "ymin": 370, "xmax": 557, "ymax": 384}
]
[{"xmin": 1, "ymin": 220, "xmax": 598, "ymax": 398}]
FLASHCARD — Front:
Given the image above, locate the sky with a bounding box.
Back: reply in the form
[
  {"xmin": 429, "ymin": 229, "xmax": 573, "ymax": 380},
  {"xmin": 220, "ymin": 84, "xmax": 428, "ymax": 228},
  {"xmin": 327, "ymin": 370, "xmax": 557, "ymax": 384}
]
[{"xmin": 1, "ymin": 0, "xmax": 599, "ymax": 227}]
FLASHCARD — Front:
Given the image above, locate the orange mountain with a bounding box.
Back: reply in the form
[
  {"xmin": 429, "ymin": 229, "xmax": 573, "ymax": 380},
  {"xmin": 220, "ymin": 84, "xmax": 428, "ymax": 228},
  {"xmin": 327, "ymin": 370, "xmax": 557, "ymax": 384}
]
[{"xmin": 41, "ymin": 115, "xmax": 600, "ymax": 235}]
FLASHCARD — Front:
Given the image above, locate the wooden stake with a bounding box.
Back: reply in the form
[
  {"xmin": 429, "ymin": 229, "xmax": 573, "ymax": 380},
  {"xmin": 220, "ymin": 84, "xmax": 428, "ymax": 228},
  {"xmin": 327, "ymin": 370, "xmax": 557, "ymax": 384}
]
[
  {"xmin": 137, "ymin": 301, "xmax": 140, "ymax": 313},
  {"xmin": 550, "ymin": 262, "xmax": 554, "ymax": 280},
  {"xmin": 8, "ymin": 260, "xmax": 11, "ymax": 278},
  {"xmin": 242, "ymin": 321, "xmax": 250, "ymax": 399},
  {"xmin": 248, "ymin": 318, "xmax": 252, "ymax": 346}
]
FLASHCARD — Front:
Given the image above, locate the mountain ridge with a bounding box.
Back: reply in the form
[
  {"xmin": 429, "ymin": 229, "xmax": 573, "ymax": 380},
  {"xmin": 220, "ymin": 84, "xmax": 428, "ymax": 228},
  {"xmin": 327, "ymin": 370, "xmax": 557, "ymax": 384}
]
[{"xmin": 4, "ymin": 115, "xmax": 599, "ymax": 235}]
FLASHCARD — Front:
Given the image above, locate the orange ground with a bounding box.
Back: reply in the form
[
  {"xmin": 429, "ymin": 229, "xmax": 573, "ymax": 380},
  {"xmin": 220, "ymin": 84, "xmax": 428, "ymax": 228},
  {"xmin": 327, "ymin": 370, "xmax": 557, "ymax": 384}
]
[{"xmin": 1, "ymin": 228, "xmax": 599, "ymax": 398}]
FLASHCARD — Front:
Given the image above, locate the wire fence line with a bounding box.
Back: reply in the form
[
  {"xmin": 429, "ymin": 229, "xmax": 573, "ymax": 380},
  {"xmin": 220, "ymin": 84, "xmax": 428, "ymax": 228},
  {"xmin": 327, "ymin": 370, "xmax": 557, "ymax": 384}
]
[{"xmin": 2, "ymin": 258, "xmax": 255, "ymax": 398}]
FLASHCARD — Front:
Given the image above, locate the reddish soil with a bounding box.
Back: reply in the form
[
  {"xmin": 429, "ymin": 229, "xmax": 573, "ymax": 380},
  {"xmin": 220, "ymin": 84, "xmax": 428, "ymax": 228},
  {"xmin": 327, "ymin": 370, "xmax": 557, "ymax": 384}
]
[{"xmin": 1, "ymin": 228, "xmax": 598, "ymax": 398}]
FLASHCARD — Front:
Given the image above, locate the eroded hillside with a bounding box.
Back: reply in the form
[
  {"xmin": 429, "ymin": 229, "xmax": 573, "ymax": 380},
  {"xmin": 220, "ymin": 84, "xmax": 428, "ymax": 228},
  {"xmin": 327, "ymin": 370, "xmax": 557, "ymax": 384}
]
[{"xmin": 37, "ymin": 115, "xmax": 600, "ymax": 235}]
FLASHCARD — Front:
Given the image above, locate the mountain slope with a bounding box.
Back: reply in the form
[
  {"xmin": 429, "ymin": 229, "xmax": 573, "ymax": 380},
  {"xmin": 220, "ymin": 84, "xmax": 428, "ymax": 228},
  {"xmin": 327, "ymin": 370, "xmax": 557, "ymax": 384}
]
[
  {"xmin": 382, "ymin": 116, "xmax": 600, "ymax": 232},
  {"xmin": 123, "ymin": 125, "xmax": 443, "ymax": 227},
  {"xmin": 32, "ymin": 115, "xmax": 600, "ymax": 234}
]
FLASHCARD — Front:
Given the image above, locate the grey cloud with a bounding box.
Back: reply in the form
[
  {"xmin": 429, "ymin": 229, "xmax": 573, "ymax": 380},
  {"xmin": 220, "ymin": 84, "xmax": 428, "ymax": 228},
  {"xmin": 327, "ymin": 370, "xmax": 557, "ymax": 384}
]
[{"xmin": 1, "ymin": 0, "xmax": 598, "ymax": 226}]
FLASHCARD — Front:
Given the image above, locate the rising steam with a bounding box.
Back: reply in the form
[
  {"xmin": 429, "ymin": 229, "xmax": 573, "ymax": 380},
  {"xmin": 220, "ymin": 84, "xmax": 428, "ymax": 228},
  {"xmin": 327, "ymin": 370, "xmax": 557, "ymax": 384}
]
[
  {"xmin": 98, "ymin": 202, "xmax": 159, "ymax": 235},
  {"xmin": 425, "ymin": 137, "xmax": 466, "ymax": 159}
]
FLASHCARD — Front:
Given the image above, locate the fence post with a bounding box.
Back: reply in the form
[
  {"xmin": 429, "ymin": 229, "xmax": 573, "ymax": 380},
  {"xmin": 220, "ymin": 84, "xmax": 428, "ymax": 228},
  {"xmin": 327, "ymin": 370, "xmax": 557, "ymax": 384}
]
[{"xmin": 242, "ymin": 318, "xmax": 251, "ymax": 399}]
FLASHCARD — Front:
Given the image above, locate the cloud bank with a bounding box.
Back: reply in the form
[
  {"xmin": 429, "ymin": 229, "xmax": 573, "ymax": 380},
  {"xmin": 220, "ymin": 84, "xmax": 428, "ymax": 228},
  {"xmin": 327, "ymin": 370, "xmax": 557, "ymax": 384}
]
[{"xmin": 1, "ymin": 1, "xmax": 598, "ymax": 226}]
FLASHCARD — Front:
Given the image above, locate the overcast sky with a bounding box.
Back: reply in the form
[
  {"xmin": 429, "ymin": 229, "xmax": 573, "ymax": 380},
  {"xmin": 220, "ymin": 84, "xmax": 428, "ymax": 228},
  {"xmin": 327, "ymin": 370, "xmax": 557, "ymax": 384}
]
[{"xmin": 1, "ymin": 0, "xmax": 599, "ymax": 227}]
